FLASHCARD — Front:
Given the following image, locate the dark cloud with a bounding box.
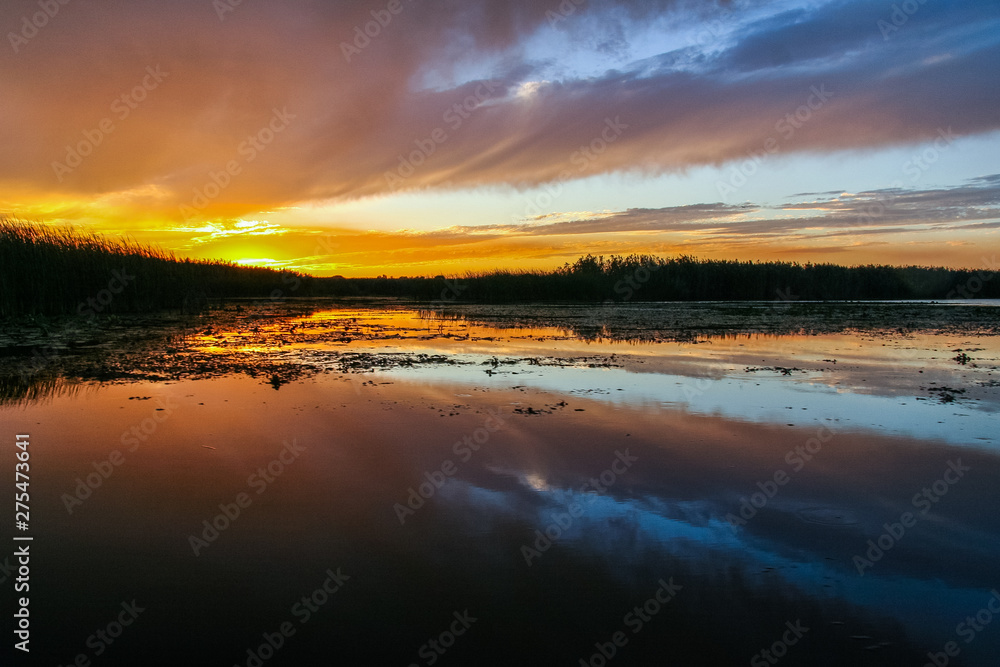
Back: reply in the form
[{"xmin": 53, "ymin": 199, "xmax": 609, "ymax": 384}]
[
  {"xmin": 0, "ymin": 0, "xmax": 998, "ymax": 220},
  {"xmin": 716, "ymin": 0, "xmax": 1000, "ymax": 73}
]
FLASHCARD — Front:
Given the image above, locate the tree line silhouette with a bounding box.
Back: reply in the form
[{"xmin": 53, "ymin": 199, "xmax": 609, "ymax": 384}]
[
  {"xmin": 2, "ymin": 219, "xmax": 996, "ymax": 317},
  {"xmin": 331, "ymin": 254, "xmax": 999, "ymax": 302}
]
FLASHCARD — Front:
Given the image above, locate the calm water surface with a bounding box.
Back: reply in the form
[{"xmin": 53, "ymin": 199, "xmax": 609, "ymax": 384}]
[{"xmin": 3, "ymin": 302, "xmax": 999, "ymax": 665}]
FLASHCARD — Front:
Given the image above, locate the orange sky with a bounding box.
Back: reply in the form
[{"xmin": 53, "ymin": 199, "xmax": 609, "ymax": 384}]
[{"xmin": 2, "ymin": 0, "xmax": 998, "ymax": 276}]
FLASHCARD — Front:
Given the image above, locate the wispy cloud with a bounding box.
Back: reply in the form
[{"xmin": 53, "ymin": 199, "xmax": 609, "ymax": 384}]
[
  {"xmin": 174, "ymin": 176, "xmax": 996, "ymax": 274},
  {"xmin": 1, "ymin": 0, "xmax": 997, "ymax": 222}
]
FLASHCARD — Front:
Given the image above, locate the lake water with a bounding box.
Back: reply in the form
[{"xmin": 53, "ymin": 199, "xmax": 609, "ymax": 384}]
[{"xmin": 4, "ymin": 301, "xmax": 999, "ymax": 665}]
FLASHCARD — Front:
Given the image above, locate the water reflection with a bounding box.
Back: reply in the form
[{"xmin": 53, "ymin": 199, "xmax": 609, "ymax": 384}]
[
  {"xmin": 0, "ymin": 372, "xmax": 88, "ymax": 405},
  {"xmin": 423, "ymin": 300, "xmax": 1000, "ymax": 342},
  {"xmin": 3, "ymin": 301, "xmax": 999, "ymax": 405},
  {"xmin": 12, "ymin": 374, "xmax": 998, "ymax": 664},
  {"xmin": 3, "ymin": 301, "xmax": 999, "ymax": 663}
]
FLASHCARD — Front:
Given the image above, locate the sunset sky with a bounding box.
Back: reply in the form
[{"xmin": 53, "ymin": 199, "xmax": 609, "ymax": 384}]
[{"xmin": 2, "ymin": 0, "xmax": 998, "ymax": 276}]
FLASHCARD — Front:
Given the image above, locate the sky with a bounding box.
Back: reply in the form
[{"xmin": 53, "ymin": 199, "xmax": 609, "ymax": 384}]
[{"xmin": 2, "ymin": 0, "xmax": 999, "ymax": 276}]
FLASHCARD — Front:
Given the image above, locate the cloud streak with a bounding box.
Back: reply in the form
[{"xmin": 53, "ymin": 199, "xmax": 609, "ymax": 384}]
[
  {"xmin": 1, "ymin": 0, "xmax": 998, "ymax": 223},
  {"xmin": 157, "ymin": 176, "xmax": 997, "ymax": 274}
]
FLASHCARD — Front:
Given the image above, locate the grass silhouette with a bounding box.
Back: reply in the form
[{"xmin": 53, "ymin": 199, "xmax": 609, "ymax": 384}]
[{"xmin": 2, "ymin": 219, "xmax": 995, "ymax": 317}]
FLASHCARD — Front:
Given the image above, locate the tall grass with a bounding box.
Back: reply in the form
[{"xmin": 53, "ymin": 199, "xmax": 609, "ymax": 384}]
[
  {"xmin": 3, "ymin": 218, "xmax": 995, "ymax": 315},
  {"xmin": 0, "ymin": 218, "xmax": 308, "ymax": 317}
]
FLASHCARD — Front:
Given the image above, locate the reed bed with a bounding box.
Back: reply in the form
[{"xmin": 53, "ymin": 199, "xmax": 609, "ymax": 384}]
[
  {"xmin": 0, "ymin": 218, "xmax": 306, "ymax": 317},
  {"xmin": 430, "ymin": 254, "xmax": 1000, "ymax": 302},
  {"xmin": 3, "ymin": 218, "xmax": 995, "ymax": 316}
]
